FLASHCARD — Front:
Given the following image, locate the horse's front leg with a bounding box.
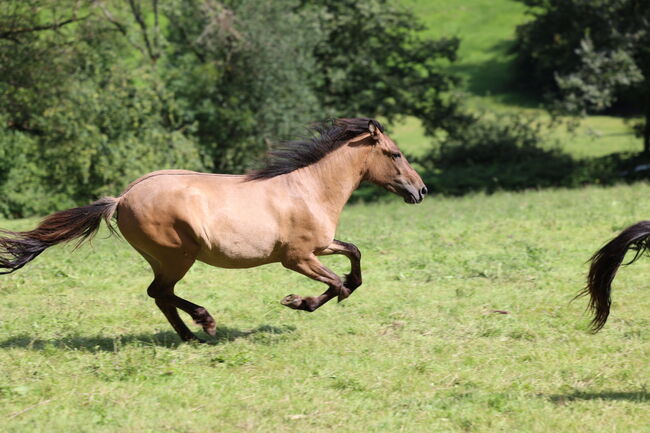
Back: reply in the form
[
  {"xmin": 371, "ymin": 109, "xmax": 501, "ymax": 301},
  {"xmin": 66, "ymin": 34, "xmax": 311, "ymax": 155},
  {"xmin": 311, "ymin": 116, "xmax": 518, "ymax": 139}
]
[
  {"xmin": 280, "ymin": 254, "xmax": 349, "ymax": 312},
  {"xmin": 317, "ymin": 239, "xmax": 362, "ymax": 295}
]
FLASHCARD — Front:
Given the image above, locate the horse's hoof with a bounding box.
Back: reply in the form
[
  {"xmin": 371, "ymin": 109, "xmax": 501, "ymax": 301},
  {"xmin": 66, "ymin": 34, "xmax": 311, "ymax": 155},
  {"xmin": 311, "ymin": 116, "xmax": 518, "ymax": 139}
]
[
  {"xmin": 201, "ymin": 317, "xmax": 217, "ymax": 336},
  {"xmin": 205, "ymin": 322, "xmax": 217, "ymax": 336},
  {"xmin": 281, "ymin": 294, "xmax": 302, "ymax": 309},
  {"xmin": 337, "ymin": 287, "xmax": 351, "ymax": 302},
  {"xmin": 194, "ymin": 308, "xmax": 217, "ymax": 336}
]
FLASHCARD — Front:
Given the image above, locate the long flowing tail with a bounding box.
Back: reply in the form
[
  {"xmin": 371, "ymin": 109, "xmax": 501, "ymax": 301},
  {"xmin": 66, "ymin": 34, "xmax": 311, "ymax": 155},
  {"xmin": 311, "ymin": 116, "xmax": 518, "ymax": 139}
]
[
  {"xmin": 0, "ymin": 197, "xmax": 119, "ymax": 275},
  {"xmin": 580, "ymin": 221, "xmax": 650, "ymax": 332}
]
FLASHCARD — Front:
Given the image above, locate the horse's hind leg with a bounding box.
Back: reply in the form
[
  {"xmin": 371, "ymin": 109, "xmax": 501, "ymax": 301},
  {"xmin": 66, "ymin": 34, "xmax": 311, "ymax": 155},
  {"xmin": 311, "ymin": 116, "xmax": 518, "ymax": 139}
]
[
  {"xmin": 147, "ymin": 277, "xmax": 198, "ymax": 342},
  {"xmin": 139, "ymin": 249, "xmax": 216, "ymax": 342},
  {"xmin": 147, "ymin": 277, "xmax": 217, "ymax": 342}
]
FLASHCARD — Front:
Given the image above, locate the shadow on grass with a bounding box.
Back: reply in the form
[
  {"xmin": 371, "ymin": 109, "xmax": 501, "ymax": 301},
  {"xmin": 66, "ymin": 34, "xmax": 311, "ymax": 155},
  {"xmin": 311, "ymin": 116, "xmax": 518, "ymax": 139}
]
[
  {"xmin": 0, "ymin": 324, "xmax": 296, "ymax": 352},
  {"xmin": 548, "ymin": 390, "xmax": 650, "ymax": 404}
]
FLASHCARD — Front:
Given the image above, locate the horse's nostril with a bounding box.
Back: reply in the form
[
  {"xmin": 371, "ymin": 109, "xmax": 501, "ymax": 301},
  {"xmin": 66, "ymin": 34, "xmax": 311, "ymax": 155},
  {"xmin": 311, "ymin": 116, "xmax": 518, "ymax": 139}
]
[{"xmin": 421, "ymin": 186, "xmax": 428, "ymax": 196}]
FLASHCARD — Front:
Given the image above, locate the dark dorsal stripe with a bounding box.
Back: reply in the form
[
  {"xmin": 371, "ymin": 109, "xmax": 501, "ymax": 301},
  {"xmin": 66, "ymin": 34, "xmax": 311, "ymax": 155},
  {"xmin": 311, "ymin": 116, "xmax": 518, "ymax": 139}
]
[{"xmin": 246, "ymin": 118, "xmax": 384, "ymax": 181}]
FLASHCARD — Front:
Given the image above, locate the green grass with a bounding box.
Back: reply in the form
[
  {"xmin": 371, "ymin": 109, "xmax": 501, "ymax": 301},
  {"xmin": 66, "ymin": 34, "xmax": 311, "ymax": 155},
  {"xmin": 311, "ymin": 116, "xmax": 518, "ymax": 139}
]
[
  {"xmin": 2, "ymin": 184, "xmax": 649, "ymax": 432},
  {"xmin": 401, "ymin": 0, "xmax": 528, "ymax": 100}
]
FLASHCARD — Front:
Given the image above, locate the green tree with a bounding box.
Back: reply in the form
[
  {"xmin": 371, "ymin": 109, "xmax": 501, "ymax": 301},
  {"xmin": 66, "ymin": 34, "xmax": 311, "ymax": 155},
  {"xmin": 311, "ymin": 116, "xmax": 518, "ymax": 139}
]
[
  {"xmin": 0, "ymin": 0, "xmax": 463, "ymax": 216},
  {"xmin": 162, "ymin": 0, "xmax": 461, "ymax": 171},
  {"xmin": 163, "ymin": 0, "xmax": 323, "ymax": 172},
  {"xmin": 304, "ymin": 0, "xmax": 460, "ymax": 133},
  {"xmin": 0, "ymin": 0, "xmax": 200, "ymax": 216},
  {"xmin": 513, "ymin": 0, "xmax": 650, "ymax": 152}
]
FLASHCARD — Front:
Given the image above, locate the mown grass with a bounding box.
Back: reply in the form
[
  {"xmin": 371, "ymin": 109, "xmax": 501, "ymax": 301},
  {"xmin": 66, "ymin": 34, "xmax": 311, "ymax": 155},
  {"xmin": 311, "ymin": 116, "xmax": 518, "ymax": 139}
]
[{"xmin": 1, "ymin": 183, "xmax": 649, "ymax": 432}]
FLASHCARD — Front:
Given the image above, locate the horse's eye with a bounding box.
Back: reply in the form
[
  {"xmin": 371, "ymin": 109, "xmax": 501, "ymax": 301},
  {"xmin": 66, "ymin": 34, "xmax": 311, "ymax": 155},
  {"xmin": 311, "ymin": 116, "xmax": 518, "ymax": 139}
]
[{"xmin": 391, "ymin": 152, "xmax": 401, "ymax": 159}]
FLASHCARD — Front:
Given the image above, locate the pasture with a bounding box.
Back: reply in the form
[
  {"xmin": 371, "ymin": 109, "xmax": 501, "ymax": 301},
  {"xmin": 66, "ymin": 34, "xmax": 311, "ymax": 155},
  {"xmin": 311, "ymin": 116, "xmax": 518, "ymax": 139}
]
[
  {"xmin": 1, "ymin": 183, "xmax": 649, "ymax": 432},
  {"xmin": 2, "ymin": 1, "xmax": 649, "ymax": 431}
]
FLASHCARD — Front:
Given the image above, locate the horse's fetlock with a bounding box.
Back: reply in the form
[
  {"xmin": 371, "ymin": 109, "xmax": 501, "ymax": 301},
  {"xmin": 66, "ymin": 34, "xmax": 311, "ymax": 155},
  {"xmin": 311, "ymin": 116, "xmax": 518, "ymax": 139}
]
[{"xmin": 344, "ymin": 273, "xmax": 362, "ymax": 290}]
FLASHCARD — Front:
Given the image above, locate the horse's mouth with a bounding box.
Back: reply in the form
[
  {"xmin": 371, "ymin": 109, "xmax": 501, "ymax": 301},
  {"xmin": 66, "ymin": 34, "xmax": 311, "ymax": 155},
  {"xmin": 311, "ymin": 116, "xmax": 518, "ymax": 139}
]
[
  {"xmin": 396, "ymin": 187, "xmax": 424, "ymax": 204},
  {"xmin": 403, "ymin": 193, "xmax": 423, "ymax": 204},
  {"xmin": 385, "ymin": 183, "xmax": 425, "ymax": 204}
]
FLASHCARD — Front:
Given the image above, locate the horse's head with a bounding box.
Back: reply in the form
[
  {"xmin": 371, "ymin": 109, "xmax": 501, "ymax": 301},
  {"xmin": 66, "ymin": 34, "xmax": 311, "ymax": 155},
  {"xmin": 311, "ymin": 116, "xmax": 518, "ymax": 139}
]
[{"xmin": 362, "ymin": 121, "xmax": 427, "ymax": 204}]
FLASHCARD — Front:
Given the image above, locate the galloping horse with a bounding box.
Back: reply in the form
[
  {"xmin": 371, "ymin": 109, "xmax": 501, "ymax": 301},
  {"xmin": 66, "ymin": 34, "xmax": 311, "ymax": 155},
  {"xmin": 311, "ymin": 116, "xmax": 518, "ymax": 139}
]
[
  {"xmin": 582, "ymin": 221, "xmax": 650, "ymax": 331},
  {"xmin": 0, "ymin": 118, "xmax": 427, "ymax": 341}
]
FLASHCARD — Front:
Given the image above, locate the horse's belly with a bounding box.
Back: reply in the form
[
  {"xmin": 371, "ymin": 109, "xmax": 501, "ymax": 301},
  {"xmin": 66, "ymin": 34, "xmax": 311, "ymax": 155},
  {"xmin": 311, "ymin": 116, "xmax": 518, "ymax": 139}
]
[
  {"xmin": 196, "ymin": 220, "xmax": 281, "ymax": 269},
  {"xmin": 196, "ymin": 244, "xmax": 278, "ymax": 268}
]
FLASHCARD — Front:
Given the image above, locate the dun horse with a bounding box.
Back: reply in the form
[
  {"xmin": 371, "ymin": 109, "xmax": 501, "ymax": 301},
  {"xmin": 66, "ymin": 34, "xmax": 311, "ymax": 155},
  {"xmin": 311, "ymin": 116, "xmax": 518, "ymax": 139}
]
[
  {"xmin": 0, "ymin": 118, "xmax": 427, "ymax": 341},
  {"xmin": 582, "ymin": 221, "xmax": 650, "ymax": 331}
]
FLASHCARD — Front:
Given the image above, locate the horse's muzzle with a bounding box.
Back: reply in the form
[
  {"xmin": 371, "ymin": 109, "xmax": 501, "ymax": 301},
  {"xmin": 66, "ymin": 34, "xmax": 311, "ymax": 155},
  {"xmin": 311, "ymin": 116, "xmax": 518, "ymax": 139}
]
[{"xmin": 403, "ymin": 185, "xmax": 427, "ymax": 204}]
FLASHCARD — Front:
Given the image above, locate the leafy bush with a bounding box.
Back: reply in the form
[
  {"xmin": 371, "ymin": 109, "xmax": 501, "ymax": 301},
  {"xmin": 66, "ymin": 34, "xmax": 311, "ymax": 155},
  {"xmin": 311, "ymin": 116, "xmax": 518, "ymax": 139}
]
[
  {"xmin": 512, "ymin": 0, "xmax": 650, "ymax": 151},
  {"xmin": 419, "ymin": 112, "xmax": 575, "ymax": 194},
  {"xmin": 0, "ymin": 0, "xmax": 462, "ymax": 217},
  {"xmin": 0, "ymin": 4, "xmax": 201, "ymax": 217}
]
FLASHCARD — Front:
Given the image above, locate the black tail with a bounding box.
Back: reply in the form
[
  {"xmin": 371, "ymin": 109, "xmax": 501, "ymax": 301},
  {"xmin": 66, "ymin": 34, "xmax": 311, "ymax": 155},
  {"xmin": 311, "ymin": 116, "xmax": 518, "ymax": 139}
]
[
  {"xmin": 0, "ymin": 197, "xmax": 119, "ymax": 275},
  {"xmin": 579, "ymin": 221, "xmax": 650, "ymax": 332}
]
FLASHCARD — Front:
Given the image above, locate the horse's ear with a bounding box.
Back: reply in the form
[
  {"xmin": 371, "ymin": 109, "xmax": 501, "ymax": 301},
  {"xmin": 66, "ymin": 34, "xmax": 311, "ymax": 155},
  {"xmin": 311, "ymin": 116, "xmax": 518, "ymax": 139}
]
[{"xmin": 368, "ymin": 121, "xmax": 380, "ymax": 141}]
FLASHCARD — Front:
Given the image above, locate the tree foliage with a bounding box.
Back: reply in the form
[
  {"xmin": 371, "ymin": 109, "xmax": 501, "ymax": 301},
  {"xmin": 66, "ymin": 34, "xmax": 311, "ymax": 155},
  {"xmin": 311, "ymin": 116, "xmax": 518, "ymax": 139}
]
[
  {"xmin": 513, "ymin": 0, "xmax": 650, "ymax": 151},
  {"xmin": 0, "ymin": 0, "xmax": 200, "ymax": 216},
  {"xmin": 0, "ymin": 0, "xmax": 460, "ymax": 217},
  {"xmin": 304, "ymin": 0, "xmax": 460, "ymax": 133},
  {"xmin": 163, "ymin": 0, "xmax": 324, "ymax": 172}
]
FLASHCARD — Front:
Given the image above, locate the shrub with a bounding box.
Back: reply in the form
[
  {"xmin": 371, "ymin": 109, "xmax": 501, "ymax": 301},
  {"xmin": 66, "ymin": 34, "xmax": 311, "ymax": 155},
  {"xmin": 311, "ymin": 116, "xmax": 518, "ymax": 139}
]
[{"xmin": 419, "ymin": 112, "xmax": 575, "ymax": 194}]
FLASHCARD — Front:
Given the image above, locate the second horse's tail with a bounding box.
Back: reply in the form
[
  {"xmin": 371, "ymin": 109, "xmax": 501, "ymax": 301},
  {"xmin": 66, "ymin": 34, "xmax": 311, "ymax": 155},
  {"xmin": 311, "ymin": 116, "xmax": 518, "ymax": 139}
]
[
  {"xmin": 581, "ymin": 220, "xmax": 650, "ymax": 332},
  {"xmin": 0, "ymin": 197, "xmax": 119, "ymax": 275}
]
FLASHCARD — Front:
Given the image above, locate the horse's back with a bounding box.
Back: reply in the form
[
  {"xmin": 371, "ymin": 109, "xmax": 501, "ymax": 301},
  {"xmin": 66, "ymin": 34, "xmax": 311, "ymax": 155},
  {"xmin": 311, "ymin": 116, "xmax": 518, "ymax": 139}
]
[{"xmin": 115, "ymin": 170, "xmax": 286, "ymax": 268}]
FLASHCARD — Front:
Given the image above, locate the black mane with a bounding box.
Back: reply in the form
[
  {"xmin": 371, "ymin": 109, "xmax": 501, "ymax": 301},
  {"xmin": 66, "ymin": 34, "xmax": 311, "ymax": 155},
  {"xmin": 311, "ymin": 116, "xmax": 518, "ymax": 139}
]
[{"xmin": 246, "ymin": 118, "xmax": 384, "ymax": 180}]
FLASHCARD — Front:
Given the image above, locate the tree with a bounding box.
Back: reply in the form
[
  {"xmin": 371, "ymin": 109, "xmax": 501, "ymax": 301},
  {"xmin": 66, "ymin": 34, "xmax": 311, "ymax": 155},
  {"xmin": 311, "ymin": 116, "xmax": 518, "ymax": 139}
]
[
  {"xmin": 163, "ymin": 0, "xmax": 323, "ymax": 172},
  {"xmin": 0, "ymin": 0, "xmax": 200, "ymax": 216},
  {"xmin": 304, "ymin": 0, "xmax": 460, "ymax": 134},
  {"xmin": 0, "ymin": 0, "xmax": 464, "ymax": 216},
  {"xmin": 162, "ymin": 0, "xmax": 461, "ymax": 171},
  {"xmin": 513, "ymin": 0, "xmax": 650, "ymax": 153}
]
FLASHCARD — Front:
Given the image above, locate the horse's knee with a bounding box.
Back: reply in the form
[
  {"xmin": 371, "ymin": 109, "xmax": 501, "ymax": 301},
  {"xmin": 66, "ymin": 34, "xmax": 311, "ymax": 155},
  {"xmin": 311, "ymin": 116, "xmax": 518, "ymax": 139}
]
[{"xmin": 344, "ymin": 273, "xmax": 362, "ymax": 291}]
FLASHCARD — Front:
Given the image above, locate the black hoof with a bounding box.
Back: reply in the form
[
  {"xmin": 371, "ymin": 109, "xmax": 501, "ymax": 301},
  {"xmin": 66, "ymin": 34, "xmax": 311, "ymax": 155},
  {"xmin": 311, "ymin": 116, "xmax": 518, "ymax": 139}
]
[{"xmin": 337, "ymin": 286, "xmax": 351, "ymax": 302}]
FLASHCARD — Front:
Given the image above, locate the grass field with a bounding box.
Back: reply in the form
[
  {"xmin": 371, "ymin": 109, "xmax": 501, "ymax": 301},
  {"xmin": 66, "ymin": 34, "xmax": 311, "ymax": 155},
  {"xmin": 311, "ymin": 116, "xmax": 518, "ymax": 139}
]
[
  {"xmin": 400, "ymin": 0, "xmax": 528, "ymax": 100},
  {"xmin": 1, "ymin": 1, "xmax": 649, "ymax": 432},
  {"xmin": 1, "ymin": 184, "xmax": 649, "ymax": 432}
]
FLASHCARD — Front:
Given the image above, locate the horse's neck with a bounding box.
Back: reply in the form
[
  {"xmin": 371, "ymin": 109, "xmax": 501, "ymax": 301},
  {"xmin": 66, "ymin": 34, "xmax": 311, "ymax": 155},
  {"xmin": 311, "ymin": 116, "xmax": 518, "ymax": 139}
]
[{"xmin": 288, "ymin": 144, "xmax": 369, "ymax": 222}]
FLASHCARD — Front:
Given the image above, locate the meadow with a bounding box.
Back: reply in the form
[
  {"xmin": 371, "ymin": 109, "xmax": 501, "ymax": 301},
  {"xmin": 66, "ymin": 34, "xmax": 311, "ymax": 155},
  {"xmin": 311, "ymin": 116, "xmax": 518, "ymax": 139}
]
[
  {"xmin": 1, "ymin": 183, "xmax": 649, "ymax": 432},
  {"xmin": 2, "ymin": 1, "xmax": 649, "ymax": 432}
]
